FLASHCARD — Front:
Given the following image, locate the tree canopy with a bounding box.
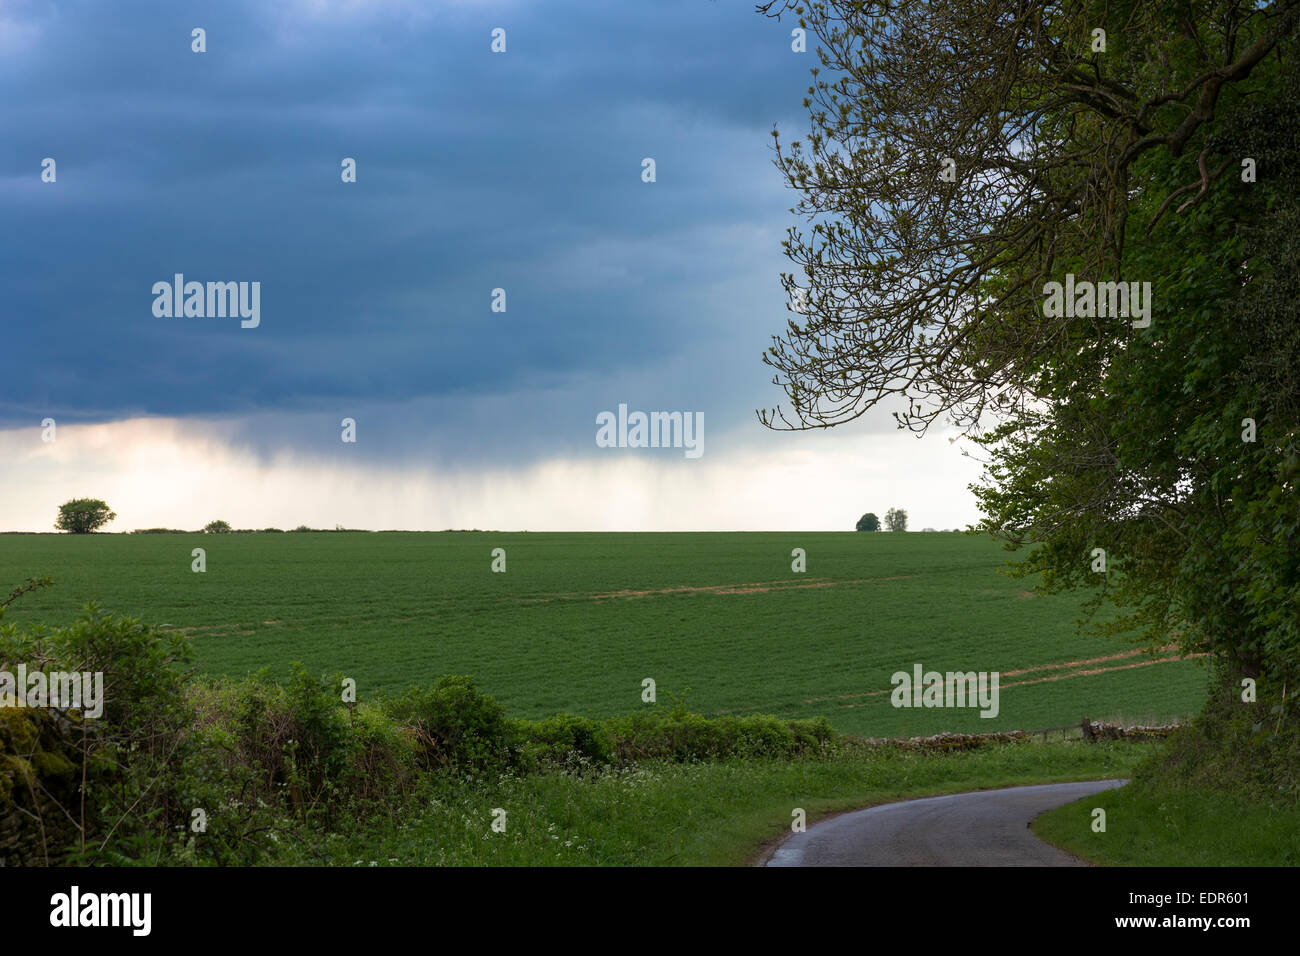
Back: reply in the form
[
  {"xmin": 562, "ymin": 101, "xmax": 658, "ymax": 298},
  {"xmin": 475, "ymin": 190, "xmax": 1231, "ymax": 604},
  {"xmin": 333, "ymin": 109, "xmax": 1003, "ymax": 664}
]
[
  {"xmin": 885, "ymin": 507, "xmax": 908, "ymax": 532},
  {"xmin": 757, "ymin": 0, "xmax": 1300, "ymax": 689},
  {"xmin": 55, "ymin": 498, "xmax": 116, "ymax": 534}
]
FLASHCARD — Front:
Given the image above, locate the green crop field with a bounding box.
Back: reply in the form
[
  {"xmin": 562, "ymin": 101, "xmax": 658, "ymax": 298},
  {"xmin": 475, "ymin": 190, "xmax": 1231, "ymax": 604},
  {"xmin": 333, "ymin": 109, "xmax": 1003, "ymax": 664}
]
[{"xmin": 0, "ymin": 531, "xmax": 1208, "ymax": 737}]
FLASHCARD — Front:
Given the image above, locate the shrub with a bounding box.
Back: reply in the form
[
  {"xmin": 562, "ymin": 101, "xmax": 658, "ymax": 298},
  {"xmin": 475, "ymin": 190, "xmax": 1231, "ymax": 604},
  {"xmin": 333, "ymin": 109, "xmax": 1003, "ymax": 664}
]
[
  {"xmin": 203, "ymin": 520, "xmax": 232, "ymax": 533},
  {"xmin": 1143, "ymin": 666, "xmax": 1300, "ymax": 805},
  {"xmin": 603, "ymin": 708, "xmax": 829, "ymax": 762},
  {"xmin": 0, "ymin": 707, "xmax": 81, "ymax": 866},
  {"xmin": 788, "ymin": 717, "xmax": 837, "ymax": 755},
  {"xmin": 510, "ymin": 713, "xmax": 614, "ymax": 771},
  {"xmin": 384, "ymin": 675, "xmax": 510, "ymax": 773},
  {"xmin": 0, "ymin": 600, "xmax": 193, "ymax": 865},
  {"xmin": 734, "ymin": 714, "xmax": 797, "ymax": 756},
  {"xmin": 180, "ymin": 673, "xmax": 418, "ymax": 864},
  {"xmin": 217, "ymin": 669, "xmax": 353, "ymax": 809},
  {"xmin": 345, "ymin": 701, "xmax": 419, "ymax": 801}
]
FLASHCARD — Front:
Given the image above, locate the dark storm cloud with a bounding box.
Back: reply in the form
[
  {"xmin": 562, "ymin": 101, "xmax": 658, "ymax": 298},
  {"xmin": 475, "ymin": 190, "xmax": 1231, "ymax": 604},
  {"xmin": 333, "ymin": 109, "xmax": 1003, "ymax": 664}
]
[{"xmin": 0, "ymin": 0, "xmax": 816, "ymax": 459}]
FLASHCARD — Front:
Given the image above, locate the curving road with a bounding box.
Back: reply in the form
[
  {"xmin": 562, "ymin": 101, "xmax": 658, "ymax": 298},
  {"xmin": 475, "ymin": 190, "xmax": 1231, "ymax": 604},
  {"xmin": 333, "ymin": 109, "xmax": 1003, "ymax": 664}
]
[{"xmin": 765, "ymin": 779, "xmax": 1127, "ymax": 866}]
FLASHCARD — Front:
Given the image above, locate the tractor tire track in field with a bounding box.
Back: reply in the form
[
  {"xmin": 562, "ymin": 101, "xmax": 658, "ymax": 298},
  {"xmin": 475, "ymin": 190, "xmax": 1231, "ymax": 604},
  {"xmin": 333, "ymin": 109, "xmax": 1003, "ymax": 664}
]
[
  {"xmin": 710, "ymin": 648, "xmax": 1199, "ymax": 718},
  {"xmin": 764, "ymin": 779, "xmax": 1127, "ymax": 867},
  {"xmin": 510, "ymin": 574, "xmax": 920, "ymax": 605},
  {"xmin": 801, "ymin": 646, "xmax": 1205, "ymax": 708}
]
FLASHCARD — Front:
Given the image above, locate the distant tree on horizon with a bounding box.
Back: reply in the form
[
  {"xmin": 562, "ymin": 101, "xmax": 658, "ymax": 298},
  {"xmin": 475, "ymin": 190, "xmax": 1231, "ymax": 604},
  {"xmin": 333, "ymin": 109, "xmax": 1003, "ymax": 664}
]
[
  {"xmin": 55, "ymin": 498, "xmax": 116, "ymax": 534},
  {"xmin": 884, "ymin": 508, "xmax": 907, "ymax": 532},
  {"xmin": 856, "ymin": 512, "xmax": 879, "ymax": 532},
  {"xmin": 204, "ymin": 520, "xmax": 232, "ymax": 533}
]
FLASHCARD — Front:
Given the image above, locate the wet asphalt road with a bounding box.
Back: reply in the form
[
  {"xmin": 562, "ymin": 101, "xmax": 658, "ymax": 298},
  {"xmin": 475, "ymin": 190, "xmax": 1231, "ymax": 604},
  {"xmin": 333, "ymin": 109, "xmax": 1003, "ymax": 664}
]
[{"xmin": 765, "ymin": 779, "xmax": 1128, "ymax": 866}]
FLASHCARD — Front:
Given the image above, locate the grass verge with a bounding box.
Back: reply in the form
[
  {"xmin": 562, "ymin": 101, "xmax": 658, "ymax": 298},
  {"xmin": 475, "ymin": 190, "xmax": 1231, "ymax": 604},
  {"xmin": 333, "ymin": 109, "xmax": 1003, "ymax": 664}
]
[
  {"xmin": 1034, "ymin": 676, "xmax": 1300, "ymax": 866},
  {"xmin": 265, "ymin": 738, "xmax": 1151, "ymax": 866},
  {"xmin": 1033, "ymin": 780, "xmax": 1300, "ymax": 866}
]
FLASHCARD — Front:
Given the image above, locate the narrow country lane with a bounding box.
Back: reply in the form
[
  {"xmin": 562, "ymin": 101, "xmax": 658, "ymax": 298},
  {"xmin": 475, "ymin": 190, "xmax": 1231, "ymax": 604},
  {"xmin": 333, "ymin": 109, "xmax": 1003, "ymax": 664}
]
[{"xmin": 765, "ymin": 779, "xmax": 1128, "ymax": 866}]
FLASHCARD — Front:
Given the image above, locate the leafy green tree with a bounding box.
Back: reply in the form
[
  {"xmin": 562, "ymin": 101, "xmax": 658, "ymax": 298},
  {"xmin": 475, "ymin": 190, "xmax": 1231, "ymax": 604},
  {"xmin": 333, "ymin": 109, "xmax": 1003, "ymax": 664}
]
[
  {"xmin": 755, "ymin": 0, "xmax": 1300, "ymax": 691},
  {"xmin": 54, "ymin": 498, "xmax": 116, "ymax": 534},
  {"xmin": 204, "ymin": 520, "xmax": 232, "ymax": 534},
  {"xmin": 884, "ymin": 508, "xmax": 907, "ymax": 532},
  {"xmin": 856, "ymin": 512, "xmax": 879, "ymax": 531},
  {"xmin": 973, "ymin": 67, "xmax": 1300, "ymax": 689}
]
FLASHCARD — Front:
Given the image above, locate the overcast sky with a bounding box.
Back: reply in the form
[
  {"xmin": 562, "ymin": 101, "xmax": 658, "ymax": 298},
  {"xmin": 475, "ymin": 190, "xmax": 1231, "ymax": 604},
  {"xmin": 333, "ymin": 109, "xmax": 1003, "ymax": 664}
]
[{"xmin": 0, "ymin": 0, "xmax": 983, "ymax": 532}]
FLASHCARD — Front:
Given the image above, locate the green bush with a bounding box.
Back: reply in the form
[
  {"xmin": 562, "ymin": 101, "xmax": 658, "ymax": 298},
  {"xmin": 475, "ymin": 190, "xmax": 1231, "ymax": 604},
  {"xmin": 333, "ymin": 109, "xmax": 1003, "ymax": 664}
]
[
  {"xmin": 788, "ymin": 717, "xmax": 837, "ymax": 754},
  {"xmin": 603, "ymin": 708, "xmax": 836, "ymax": 762},
  {"xmin": 179, "ymin": 670, "xmax": 419, "ymax": 862},
  {"xmin": 384, "ymin": 675, "xmax": 510, "ymax": 772},
  {"xmin": 510, "ymin": 713, "xmax": 614, "ymax": 771},
  {"xmin": 0, "ymin": 707, "xmax": 81, "ymax": 866},
  {"xmin": 0, "ymin": 601, "xmax": 193, "ymax": 865},
  {"xmin": 346, "ymin": 700, "xmax": 419, "ymax": 801},
  {"xmin": 203, "ymin": 520, "xmax": 232, "ymax": 534},
  {"xmin": 207, "ymin": 667, "xmax": 358, "ymax": 814},
  {"xmin": 1143, "ymin": 666, "xmax": 1300, "ymax": 805}
]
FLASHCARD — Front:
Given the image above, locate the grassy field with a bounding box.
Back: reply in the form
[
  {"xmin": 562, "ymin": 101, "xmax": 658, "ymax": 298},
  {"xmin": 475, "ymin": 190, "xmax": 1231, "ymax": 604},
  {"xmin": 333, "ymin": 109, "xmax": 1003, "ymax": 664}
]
[{"xmin": 0, "ymin": 531, "xmax": 1208, "ymax": 737}]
